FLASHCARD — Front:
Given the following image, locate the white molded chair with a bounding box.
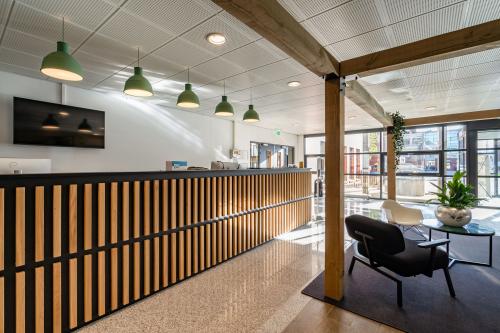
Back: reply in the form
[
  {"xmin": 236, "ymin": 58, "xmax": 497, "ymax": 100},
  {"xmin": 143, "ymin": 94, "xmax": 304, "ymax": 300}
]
[{"xmin": 381, "ymin": 200, "xmax": 426, "ymax": 240}]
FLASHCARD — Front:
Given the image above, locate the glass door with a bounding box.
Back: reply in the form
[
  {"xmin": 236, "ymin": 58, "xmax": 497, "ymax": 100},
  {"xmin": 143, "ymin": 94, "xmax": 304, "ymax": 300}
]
[{"xmin": 476, "ymin": 130, "xmax": 500, "ymax": 207}]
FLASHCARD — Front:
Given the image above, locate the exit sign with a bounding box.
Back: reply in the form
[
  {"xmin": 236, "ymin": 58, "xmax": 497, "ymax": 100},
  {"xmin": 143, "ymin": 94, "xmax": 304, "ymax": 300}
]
[{"xmin": 274, "ymin": 128, "xmax": 281, "ymax": 136}]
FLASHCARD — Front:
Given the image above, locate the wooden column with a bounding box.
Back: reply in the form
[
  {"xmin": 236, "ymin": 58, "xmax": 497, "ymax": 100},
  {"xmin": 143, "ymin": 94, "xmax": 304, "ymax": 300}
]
[
  {"xmin": 387, "ymin": 130, "xmax": 396, "ymax": 200},
  {"xmin": 324, "ymin": 75, "xmax": 345, "ymax": 301}
]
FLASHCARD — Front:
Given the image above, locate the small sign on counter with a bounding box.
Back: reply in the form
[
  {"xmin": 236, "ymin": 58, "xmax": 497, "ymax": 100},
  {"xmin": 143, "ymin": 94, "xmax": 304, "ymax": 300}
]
[{"xmin": 165, "ymin": 160, "xmax": 188, "ymax": 171}]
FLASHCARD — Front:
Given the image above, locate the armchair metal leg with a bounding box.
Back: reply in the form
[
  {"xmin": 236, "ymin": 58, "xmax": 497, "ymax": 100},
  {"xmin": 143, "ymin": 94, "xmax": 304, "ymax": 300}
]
[
  {"xmin": 443, "ymin": 267, "xmax": 456, "ymax": 297},
  {"xmin": 348, "ymin": 256, "xmax": 356, "ymax": 275}
]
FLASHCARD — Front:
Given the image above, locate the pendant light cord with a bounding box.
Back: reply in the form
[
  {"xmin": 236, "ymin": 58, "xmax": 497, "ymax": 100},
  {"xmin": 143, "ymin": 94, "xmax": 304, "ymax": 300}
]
[
  {"xmin": 223, "ymin": 80, "xmax": 226, "ymax": 95},
  {"xmin": 137, "ymin": 47, "xmax": 140, "ymax": 67},
  {"xmin": 187, "ymin": 68, "xmax": 190, "ymax": 83},
  {"xmin": 62, "ymin": 17, "xmax": 65, "ymax": 42}
]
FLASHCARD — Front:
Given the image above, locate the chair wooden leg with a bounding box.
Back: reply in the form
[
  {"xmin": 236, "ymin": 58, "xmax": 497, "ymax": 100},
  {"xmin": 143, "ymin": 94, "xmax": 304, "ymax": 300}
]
[
  {"xmin": 443, "ymin": 267, "xmax": 456, "ymax": 297},
  {"xmin": 348, "ymin": 256, "xmax": 356, "ymax": 275}
]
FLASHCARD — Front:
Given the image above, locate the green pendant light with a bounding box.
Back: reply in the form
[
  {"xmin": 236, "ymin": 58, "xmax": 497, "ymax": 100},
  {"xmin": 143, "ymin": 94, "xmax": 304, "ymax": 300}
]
[
  {"xmin": 214, "ymin": 80, "xmax": 233, "ymax": 116},
  {"xmin": 243, "ymin": 87, "xmax": 260, "ymax": 123},
  {"xmin": 40, "ymin": 18, "xmax": 83, "ymax": 81},
  {"xmin": 177, "ymin": 68, "xmax": 200, "ymax": 108},
  {"xmin": 124, "ymin": 48, "xmax": 153, "ymax": 97}
]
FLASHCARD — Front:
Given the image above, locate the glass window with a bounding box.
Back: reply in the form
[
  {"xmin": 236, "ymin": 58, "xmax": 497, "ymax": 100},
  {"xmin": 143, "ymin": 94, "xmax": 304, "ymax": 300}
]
[
  {"xmin": 344, "ymin": 175, "xmax": 381, "ymax": 198},
  {"xmin": 477, "ymin": 177, "xmax": 500, "ymax": 206},
  {"xmin": 445, "ymin": 124, "xmax": 466, "ymax": 150},
  {"xmin": 396, "ymin": 176, "xmax": 441, "ymax": 201},
  {"xmin": 403, "ymin": 127, "xmax": 441, "ymax": 151},
  {"xmin": 445, "ymin": 151, "xmax": 466, "ymax": 175},
  {"xmin": 344, "ymin": 154, "xmax": 381, "ymax": 174},
  {"xmin": 478, "ymin": 151, "xmax": 496, "ymax": 176},
  {"xmin": 305, "ymin": 136, "xmax": 325, "ymax": 155},
  {"xmin": 345, "ymin": 132, "xmax": 381, "ymax": 153},
  {"xmin": 306, "ymin": 156, "xmax": 319, "ymax": 173},
  {"xmin": 397, "ymin": 154, "xmax": 440, "ymax": 174}
]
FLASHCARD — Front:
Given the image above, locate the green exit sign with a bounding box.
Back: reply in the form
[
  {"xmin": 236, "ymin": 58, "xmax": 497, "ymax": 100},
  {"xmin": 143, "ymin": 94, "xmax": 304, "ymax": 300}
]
[{"xmin": 274, "ymin": 128, "xmax": 281, "ymax": 136}]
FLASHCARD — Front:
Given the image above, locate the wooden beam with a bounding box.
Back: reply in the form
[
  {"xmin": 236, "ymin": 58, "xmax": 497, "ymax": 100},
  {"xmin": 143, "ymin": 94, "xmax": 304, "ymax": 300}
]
[
  {"xmin": 324, "ymin": 75, "xmax": 344, "ymax": 300},
  {"xmin": 212, "ymin": 0, "xmax": 339, "ymax": 76},
  {"xmin": 340, "ymin": 19, "xmax": 500, "ymax": 77},
  {"xmin": 405, "ymin": 109, "xmax": 500, "ymax": 126},
  {"xmin": 386, "ymin": 131, "xmax": 396, "ymax": 200},
  {"xmin": 345, "ymin": 80, "xmax": 392, "ymax": 126}
]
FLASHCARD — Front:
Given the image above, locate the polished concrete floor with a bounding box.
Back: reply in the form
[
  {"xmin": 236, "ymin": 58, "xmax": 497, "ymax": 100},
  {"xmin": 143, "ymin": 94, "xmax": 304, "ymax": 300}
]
[{"xmin": 78, "ymin": 198, "xmax": 498, "ymax": 332}]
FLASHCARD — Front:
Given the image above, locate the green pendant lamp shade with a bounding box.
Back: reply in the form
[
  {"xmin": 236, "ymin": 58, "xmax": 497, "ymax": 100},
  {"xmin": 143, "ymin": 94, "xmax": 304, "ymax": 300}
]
[
  {"xmin": 124, "ymin": 66, "xmax": 153, "ymax": 97},
  {"xmin": 243, "ymin": 104, "xmax": 260, "ymax": 123},
  {"xmin": 177, "ymin": 68, "xmax": 200, "ymax": 108},
  {"xmin": 215, "ymin": 96, "xmax": 234, "ymax": 116},
  {"xmin": 214, "ymin": 81, "xmax": 233, "ymax": 116},
  {"xmin": 124, "ymin": 48, "xmax": 153, "ymax": 97},
  {"xmin": 40, "ymin": 18, "xmax": 83, "ymax": 81},
  {"xmin": 41, "ymin": 114, "xmax": 60, "ymax": 130},
  {"xmin": 78, "ymin": 118, "xmax": 92, "ymax": 133}
]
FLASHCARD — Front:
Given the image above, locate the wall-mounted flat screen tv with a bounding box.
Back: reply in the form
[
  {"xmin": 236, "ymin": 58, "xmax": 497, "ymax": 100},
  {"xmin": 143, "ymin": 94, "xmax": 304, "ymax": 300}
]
[{"xmin": 13, "ymin": 97, "xmax": 105, "ymax": 149}]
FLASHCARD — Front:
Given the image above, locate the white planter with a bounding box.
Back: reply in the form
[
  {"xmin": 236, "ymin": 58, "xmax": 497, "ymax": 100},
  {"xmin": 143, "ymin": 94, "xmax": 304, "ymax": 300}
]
[{"xmin": 435, "ymin": 206, "xmax": 472, "ymax": 227}]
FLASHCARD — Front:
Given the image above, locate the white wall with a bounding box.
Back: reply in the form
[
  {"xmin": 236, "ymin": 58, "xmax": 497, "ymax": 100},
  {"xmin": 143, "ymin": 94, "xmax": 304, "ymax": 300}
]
[
  {"xmin": 234, "ymin": 122, "xmax": 300, "ymax": 164},
  {"xmin": 0, "ymin": 71, "xmax": 299, "ymax": 173}
]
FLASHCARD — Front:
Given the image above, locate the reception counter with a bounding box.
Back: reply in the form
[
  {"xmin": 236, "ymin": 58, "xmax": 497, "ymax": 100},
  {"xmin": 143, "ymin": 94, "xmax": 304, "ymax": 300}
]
[{"xmin": 0, "ymin": 168, "xmax": 312, "ymax": 332}]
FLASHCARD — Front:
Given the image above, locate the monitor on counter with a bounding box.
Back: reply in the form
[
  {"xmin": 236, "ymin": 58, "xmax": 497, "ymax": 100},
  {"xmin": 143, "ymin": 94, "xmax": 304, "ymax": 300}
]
[{"xmin": 13, "ymin": 97, "xmax": 105, "ymax": 149}]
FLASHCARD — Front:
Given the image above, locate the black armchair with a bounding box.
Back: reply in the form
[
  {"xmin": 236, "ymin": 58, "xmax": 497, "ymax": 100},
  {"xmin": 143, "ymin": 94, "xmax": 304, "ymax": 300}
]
[{"xmin": 345, "ymin": 215, "xmax": 455, "ymax": 307}]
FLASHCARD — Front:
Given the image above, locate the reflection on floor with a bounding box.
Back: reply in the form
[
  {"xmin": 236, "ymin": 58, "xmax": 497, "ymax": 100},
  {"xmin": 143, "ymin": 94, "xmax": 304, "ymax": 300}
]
[{"xmin": 78, "ymin": 197, "xmax": 496, "ymax": 332}]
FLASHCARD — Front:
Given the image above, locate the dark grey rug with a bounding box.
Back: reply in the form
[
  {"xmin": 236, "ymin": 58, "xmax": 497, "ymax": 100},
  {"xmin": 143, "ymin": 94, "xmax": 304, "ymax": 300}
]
[{"xmin": 303, "ymin": 232, "xmax": 500, "ymax": 333}]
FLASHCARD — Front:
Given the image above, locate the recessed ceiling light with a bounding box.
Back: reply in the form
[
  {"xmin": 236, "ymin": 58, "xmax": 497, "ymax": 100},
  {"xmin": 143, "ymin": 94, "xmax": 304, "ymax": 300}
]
[
  {"xmin": 425, "ymin": 106, "xmax": 437, "ymax": 110},
  {"xmin": 287, "ymin": 81, "xmax": 301, "ymax": 87},
  {"xmin": 58, "ymin": 111, "xmax": 70, "ymax": 116},
  {"xmin": 206, "ymin": 33, "xmax": 226, "ymax": 45}
]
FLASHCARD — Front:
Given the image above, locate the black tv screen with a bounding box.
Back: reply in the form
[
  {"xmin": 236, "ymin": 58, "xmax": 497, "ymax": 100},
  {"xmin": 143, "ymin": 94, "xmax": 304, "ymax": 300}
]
[{"xmin": 14, "ymin": 97, "xmax": 105, "ymax": 148}]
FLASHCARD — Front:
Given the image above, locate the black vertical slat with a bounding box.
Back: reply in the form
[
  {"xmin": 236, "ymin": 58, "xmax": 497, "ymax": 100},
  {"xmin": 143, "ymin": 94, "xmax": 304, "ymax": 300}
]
[
  {"xmin": 4, "ymin": 186, "xmax": 16, "ymax": 333},
  {"xmin": 60, "ymin": 184, "xmax": 69, "ymax": 332},
  {"xmin": 91, "ymin": 184, "xmax": 98, "ymax": 319},
  {"xmin": 25, "ymin": 186, "xmax": 35, "ymax": 333},
  {"xmin": 116, "ymin": 182, "xmax": 123, "ymax": 309},
  {"xmin": 105, "ymin": 183, "xmax": 111, "ymax": 313},
  {"xmin": 76, "ymin": 184, "xmax": 84, "ymax": 327},
  {"xmin": 44, "ymin": 186, "xmax": 53, "ymax": 333}
]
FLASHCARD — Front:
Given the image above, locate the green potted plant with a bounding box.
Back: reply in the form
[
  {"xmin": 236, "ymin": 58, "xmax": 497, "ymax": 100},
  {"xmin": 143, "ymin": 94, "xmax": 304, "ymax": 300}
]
[{"xmin": 428, "ymin": 171, "xmax": 480, "ymax": 227}]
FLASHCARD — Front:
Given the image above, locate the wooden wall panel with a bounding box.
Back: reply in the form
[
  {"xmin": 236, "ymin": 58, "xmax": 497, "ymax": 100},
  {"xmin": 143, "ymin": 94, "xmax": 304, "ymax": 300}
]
[{"xmin": 1, "ymin": 170, "xmax": 312, "ymax": 333}]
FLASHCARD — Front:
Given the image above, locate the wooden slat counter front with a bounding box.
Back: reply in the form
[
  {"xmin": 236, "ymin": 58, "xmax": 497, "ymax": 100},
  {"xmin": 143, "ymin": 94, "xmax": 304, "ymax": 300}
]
[{"xmin": 0, "ymin": 168, "xmax": 312, "ymax": 333}]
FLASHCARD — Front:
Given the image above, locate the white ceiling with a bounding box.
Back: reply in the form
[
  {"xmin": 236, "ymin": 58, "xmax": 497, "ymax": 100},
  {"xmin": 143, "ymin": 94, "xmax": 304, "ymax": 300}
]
[{"xmin": 0, "ymin": 0, "xmax": 499, "ymax": 135}]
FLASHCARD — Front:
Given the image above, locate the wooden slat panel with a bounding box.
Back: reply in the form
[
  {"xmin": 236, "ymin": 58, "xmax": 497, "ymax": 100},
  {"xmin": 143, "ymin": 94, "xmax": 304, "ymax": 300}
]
[
  {"xmin": 84, "ymin": 184, "xmax": 92, "ymax": 250},
  {"xmin": 98, "ymin": 183, "xmax": 106, "ymax": 315},
  {"xmin": 69, "ymin": 184, "xmax": 77, "ymax": 254},
  {"xmin": 217, "ymin": 177, "xmax": 222, "ymax": 263},
  {"xmin": 0, "ymin": 277, "xmax": 3, "ymax": 333},
  {"xmin": 16, "ymin": 272, "xmax": 25, "ymax": 333},
  {"xmin": 110, "ymin": 182, "xmax": 118, "ymax": 310},
  {"xmin": 178, "ymin": 179, "xmax": 185, "ymax": 281},
  {"xmin": 53, "ymin": 262, "xmax": 61, "ymax": 333},
  {"xmin": 69, "ymin": 258, "xmax": 77, "ymax": 329},
  {"xmin": 35, "ymin": 187, "xmax": 44, "ymax": 262},
  {"xmin": 35, "ymin": 267, "xmax": 44, "ymax": 333},
  {"xmin": 122, "ymin": 182, "xmax": 130, "ymax": 305},
  {"xmin": 133, "ymin": 181, "xmax": 141, "ymax": 300},
  {"xmin": 143, "ymin": 181, "xmax": 150, "ymax": 296},
  {"xmin": 170, "ymin": 179, "xmax": 177, "ymax": 284},
  {"xmin": 211, "ymin": 178, "xmax": 217, "ymax": 265},
  {"xmin": 232, "ymin": 176, "xmax": 237, "ymax": 255},
  {"xmin": 193, "ymin": 178, "xmax": 199, "ymax": 274},
  {"xmin": 153, "ymin": 180, "xmax": 160, "ymax": 291},
  {"xmin": 84, "ymin": 255, "xmax": 92, "ymax": 322},
  {"xmin": 186, "ymin": 178, "xmax": 191, "ymax": 278},
  {"xmin": 205, "ymin": 178, "xmax": 211, "ymax": 268},
  {"xmin": 0, "ymin": 189, "xmax": 3, "ymax": 271},
  {"xmin": 162, "ymin": 180, "xmax": 168, "ymax": 288},
  {"xmin": 223, "ymin": 177, "xmax": 227, "ymax": 261},
  {"xmin": 199, "ymin": 178, "xmax": 205, "ymax": 272},
  {"xmin": 16, "ymin": 187, "xmax": 25, "ymax": 267}
]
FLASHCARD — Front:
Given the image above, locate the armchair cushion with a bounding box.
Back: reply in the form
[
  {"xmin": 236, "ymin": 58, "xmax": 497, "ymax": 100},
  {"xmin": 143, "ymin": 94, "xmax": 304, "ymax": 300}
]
[{"xmin": 357, "ymin": 238, "xmax": 449, "ymax": 277}]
